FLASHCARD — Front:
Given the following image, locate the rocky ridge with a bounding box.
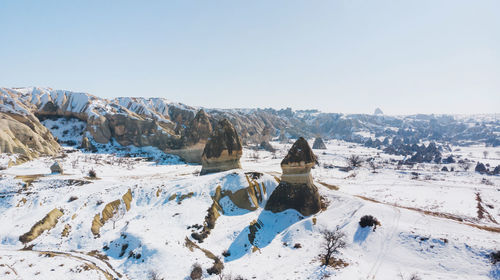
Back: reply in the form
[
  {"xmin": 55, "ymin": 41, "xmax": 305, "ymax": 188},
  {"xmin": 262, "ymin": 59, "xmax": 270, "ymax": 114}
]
[{"xmin": 1, "ymin": 87, "xmax": 499, "ymax": 164}]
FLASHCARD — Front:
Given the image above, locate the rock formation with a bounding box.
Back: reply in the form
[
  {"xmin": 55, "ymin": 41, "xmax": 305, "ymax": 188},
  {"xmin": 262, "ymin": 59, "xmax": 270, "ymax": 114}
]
[
  {"xmin": 0, "ymin": 89, "xmax": 60, "ymax": 161},
  {"xmin": 475, "ymin": 162, "xmax": 487, "ymax": 174},
  {"xmin": 80, "ymin": 136, "xmax": 95, "ymax": 151},
  {"xmin": 493, "ymin": 165, "xmax": 500, "ymax": 175},
  {"xmin": 312, "ymin": 137, "xmax": 327, "ymax": 149},
  {"xmin": 265, "ymin": 137, "xmax": 321, "ymax": 216},
  {"xmin": 50, "ymin": 161, "xmax": 63, "ymax": 174},
  {"xmin": 259, "ymin": 141, "xmax": 275, "ymax": 152},
  {"xmin": 200, "ymin": 119, "xmax": 242, "ymax": 175},
  {"xmin": 168, "ymin": 109, "xmax": 213, "ymax": 163}
]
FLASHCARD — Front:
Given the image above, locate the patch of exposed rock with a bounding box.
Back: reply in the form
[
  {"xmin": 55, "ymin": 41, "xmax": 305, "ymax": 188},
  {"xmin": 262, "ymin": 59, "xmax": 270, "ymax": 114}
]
[
  {"xmin": 0, "ymin": 89, "xmax": 60, "ymax": 161},
  {"xmin": 168, "ymin": 109, "xmax": 213, "ymax": 163},
  {"xmin": 19, "ymin": 208, "xmax": 64, "ymax": 244},
  {"xmin": 200, "ymin": 119, "xmax": 242, "ymax": 175},
  {"xmin": 475, "ymin": 162, "xmax": 487, "ymax": 174},
  {"xmin": 312, "ymin": 137, "xmax": 327, "ymax": 149},
  {"xmin": 259, "ymin": 141, "xmax": 275, "ymax": 152},
  {"xmin": 265, "ymin": 137, "xmax": 321, "ymax": 216},
  {"xmin": 80, "ymin": 136, "xmax": 96, "ymax": 152},
  {"xmin": 50, "ymin": 161, "xmax": 63, "ymax": 174}
]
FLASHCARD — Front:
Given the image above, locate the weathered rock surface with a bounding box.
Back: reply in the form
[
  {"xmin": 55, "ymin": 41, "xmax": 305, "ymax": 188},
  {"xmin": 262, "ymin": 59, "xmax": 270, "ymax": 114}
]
[
  {"xmin": 80, "ymin": 136, "xmax": 96, "ymax": 151},
  {"xmin": 259, "ymin": 140, "xmax": 275, "ymax": 152},
  {"xmin": 50, "ymin": 161, "xmax": 63, "ymax": 174},
  {"xmin": 493, "ymin": 165, "xmax": 500, "ymax": 175},
  {"xmin": 168, "ymin": 109, "xmax": 213, "ymax": 163},
  {"xmin": 2, "ymin": 87, "xmax": 499, "ymax": 165},
  {"xmin": 0, "ymin": 89, "xmax": 60, "ymax": 160},
  {"xmin": 200, "ymin": 119, "xmax": 242, "ymax": 175},
  {"xmin": 265, "ymin": 137, "xmax": 321, "ymax": 216},
  {"xmin": 19, "ymin": 208, "xmax": 64, "ymax": 244},
  {"xmin": 312, "ymin": 137, "xmax": 327, "ymax": 149},
  {"xmin": 475, "ymin": 162, "xmax": 487, "ymax": 174}
]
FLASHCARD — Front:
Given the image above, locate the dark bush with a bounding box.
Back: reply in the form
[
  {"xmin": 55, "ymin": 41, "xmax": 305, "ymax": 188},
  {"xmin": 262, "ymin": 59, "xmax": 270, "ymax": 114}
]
[
  {"xmin": 68, "ymin": 196, "xmax": 78, "ymax": 202},
  {"xmin": 222, "ymin": 249, "xmax": 231, "ymax": 257},
  {"xmin": 88, "ymin": 169, "xmax": 97, "ymax": 178},
  {"xmin": 491, "ymin": 250, "xmax": 500, "ymax": 264},
  {"xmin": 359, "ymin": 215, "xmax": 379, "ymax": 228},
  {"xmin": 190, "ymin": 263, "xmax": 203, "ymax": 279},
  {"xmin": 347, "ymin": 155, "xmax": 362, "ymax": 169},
  {"xmin": 293, "ymin": 243, "xmax": 302, "ymax": 249}
]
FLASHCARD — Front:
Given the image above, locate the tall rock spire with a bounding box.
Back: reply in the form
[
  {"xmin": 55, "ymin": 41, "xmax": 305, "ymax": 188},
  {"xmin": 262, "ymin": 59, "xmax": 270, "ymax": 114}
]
[
  {"xmin": 200, "ymin": 119, "xmax": 243, "ymax": 175},
  {"xmin": 265, "ymin": 137, "xmax": 321, "ymax": 216}
]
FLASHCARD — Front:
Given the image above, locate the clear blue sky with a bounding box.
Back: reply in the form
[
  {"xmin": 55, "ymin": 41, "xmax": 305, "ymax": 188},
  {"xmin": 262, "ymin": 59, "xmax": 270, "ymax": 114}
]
[{"xmin": 1, "ymin": 0, "xmax": 498, "ymax": 114}]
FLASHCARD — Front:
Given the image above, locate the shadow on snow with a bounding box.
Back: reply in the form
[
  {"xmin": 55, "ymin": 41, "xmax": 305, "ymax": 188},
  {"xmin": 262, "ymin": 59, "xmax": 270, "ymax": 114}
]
[{"xmin": 225, "ymin": 209, "xmax": 304, "ymax": 262}]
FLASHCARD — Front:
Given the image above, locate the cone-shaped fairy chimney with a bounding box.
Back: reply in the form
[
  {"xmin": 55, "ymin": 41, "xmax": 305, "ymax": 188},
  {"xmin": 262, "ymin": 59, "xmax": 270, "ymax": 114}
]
[
  {"xmin": 265, "ymin": 137, "xmax": 321, "ymax": 216},
  {"xmin": 200, "ymin": 119, "xmax": 243, "ymax": 175}
]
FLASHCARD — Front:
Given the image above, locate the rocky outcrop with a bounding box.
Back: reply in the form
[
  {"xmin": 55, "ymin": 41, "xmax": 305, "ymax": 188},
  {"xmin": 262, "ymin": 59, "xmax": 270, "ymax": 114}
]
[
  {"xmin": 80, "ymin": 136, "xmax": 96, "ymax": 151},
  {"xmin": 50, "ymin": 161, "xmax": 63, "ymax": 174},
  {"xmin": 2, "ymin": 86, "xmax": 499, "ymax": 164},
  {"xmin": 265, "ymin": 137, "xmax": 321, "ymax": 216},
  {"xmin": 475, "ymin": 162, "xmax": 487, "ymax": 174},
  {"xmin": 168, "ymin": 109, "xmax": 213, "ymax": 163},
  {"xmin": 200, "ymin": 119, "xmax": 242, "ymax": 175},
  {"xmin": 312, "ymin": 137, "xmax": 327, "ymax": 149},
  {"xmin": 91, "ymin": 189, "xmax": 132, "ymax": 237},
  {"xmin": 0, "ymin": 89, "xmax": 60, "ymax": 161},
  {"xmin": 493, "ymin": 165, "xmax": 500, "ymax": 175},
  {"xmin": 259, "ymin": 141, "xmax": 275, "ymax": 152},
  {"xmin": 19, "ymin": 208, "xmax": 64, "ymax": 243}
]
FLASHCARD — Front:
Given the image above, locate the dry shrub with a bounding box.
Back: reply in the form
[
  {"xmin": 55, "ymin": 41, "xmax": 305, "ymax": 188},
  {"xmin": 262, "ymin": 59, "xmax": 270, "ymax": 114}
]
[
  {"xmin": 359, "ymin": 215, "xmax": 380, "ymax": 229},
  {"xmin": 190, "ymin": 263, "xmax": 203, "ymax": 280}
]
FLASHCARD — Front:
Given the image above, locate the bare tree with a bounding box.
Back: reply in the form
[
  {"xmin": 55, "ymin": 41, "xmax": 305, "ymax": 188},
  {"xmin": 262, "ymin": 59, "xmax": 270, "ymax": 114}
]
[
  {"xmin": 110, "ymin": 203, "xmax": 126, "ymax": 230},
  {"xmin": 398, "ymin": 272, "xmax": 422, "ymax": 280},
  {"xmin": 320, "ymin": 226, "xmax": 346, "ymax": 266},
  {"xmin": 483, "ymin": 150, "xmax": 489, "ymax": 159},
  {"xmin": 347, "ymin": 155, "xmax": 362, "ymax": 169},
  {"xmin": 369, "ymin": 161, "xmax": 379, "ymax": 173}
]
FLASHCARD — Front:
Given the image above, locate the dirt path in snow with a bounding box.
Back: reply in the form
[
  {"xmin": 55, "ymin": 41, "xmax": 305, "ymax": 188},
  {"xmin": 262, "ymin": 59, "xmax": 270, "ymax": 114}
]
[
  {"xmin": 355, "ymin": 195, "xmax": 500, "ymax": 233},
  {"xmin": 4, "ymin": 249, "xmax": 125, "ymax": 280}
]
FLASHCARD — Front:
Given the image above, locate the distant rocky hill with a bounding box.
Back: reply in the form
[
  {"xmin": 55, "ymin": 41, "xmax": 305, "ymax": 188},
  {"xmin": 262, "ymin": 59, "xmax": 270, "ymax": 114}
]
[{"xmin": 1, "ymin": 87, "xmax": 499, "ymax": 163}]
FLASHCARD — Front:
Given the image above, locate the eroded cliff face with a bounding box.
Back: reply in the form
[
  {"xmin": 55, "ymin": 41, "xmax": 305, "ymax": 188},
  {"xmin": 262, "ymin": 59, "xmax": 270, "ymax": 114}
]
[
  {"xmin": 200, "ymin": 119, "xmax": 242, "ymax": 175},
  {"xmin": 166, "ymin": 109, "xmax": 213, "ymax": 163},
  {"xmin": 265, "ymin": 137, "xmax": 321, "ymax": 216},
  {"xmin": 0, "ymin": 88, "xmax": 61, "ymax": 161},
  {"xmin": 0, "ymin": 87, "xmax": 289, "ymax": 163}
]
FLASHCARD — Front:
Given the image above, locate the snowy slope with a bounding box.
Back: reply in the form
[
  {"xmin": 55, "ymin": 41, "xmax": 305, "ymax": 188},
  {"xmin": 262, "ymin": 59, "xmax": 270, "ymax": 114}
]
[{"xmin": 0, "ymin": 140, "xmax": 499, "ymax": 279}]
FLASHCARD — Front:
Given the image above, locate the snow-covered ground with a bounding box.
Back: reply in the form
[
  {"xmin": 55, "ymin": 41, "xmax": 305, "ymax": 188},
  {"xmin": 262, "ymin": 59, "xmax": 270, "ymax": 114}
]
[{"xmin": 0, "ymin": 139, "xmax": 499, "ymax": 279}]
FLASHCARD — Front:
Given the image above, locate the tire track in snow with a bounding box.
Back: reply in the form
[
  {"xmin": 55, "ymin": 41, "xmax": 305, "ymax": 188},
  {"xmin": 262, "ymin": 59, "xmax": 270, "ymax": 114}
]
[
  {"xmin": 366, "ymin": 206, "xmax": 401, "ymax": 280},
  {"xmin": 2, "ymin": 249, "xmax": 125, "ymax": 280}
]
